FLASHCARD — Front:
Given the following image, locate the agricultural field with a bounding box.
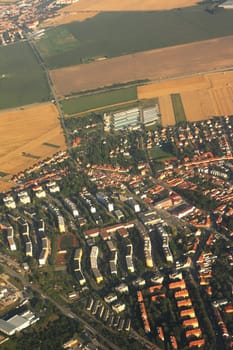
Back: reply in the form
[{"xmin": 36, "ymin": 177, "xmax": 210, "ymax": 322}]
[
  {"xmin": 35, "ymin": 27, "xmax": 78, "ymax": 60},
  {"xmin": 171, "ymin": 94, "xmax": 187, "ymax": 123},
  {"xmin": 158, "ymin": 95, "xmax": 176, "ymax": 126},
  {"xmin": 138, "ymin": 70, "xmax": 233, "ymax": 125},
  {"xmin": 0, "ymin": 103, "xmax": 66, "ymax": 192},
  {"xmin": 38, "ymin": 5, "xmax": 233, "ymax": 69},
  {"xmin": 0, "ymin": 42, "xmax": 50, "ymax": 110},
  {"xmin": 42, "ymin": 0, "xmax": 200, "ymax": 26},
  {"xmin": 51, "ymin": 35, "xmax": 233, "ymax": 96},
  {"xmin": 61, "ymin": 87, "xmax": 137, "ymax": 115}
]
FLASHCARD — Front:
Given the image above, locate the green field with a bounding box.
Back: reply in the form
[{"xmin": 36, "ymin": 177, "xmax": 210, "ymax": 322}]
[
  {"xmin": 0, "ymin": 42, "xmax": 50, "ymax": 109},
  {"xmin": 36, "ymin": 27, "xmax": 78, "ymax": 58},
  {"xmin": 171, "ymin": 93, "xmax": 187, "ymax": 124},
  {"xmin": 148, "ymin": 146, "xmax": 174, "ymax": 161},
  {"xmin": 61, "ymin": 87, "xmax": 137, "ymax": 115},
  {"xmin": 36, "ymin": 6, "xmax": 233, "ymax": 69}
]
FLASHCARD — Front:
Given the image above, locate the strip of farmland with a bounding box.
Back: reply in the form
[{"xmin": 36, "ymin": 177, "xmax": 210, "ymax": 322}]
[
  {"xmin": 171, "ymin": 94, "xmax": 186, "ymax": 123},
  {"xmin": 61, "ymin": 87, "xmax": 137, "ymax": 115},
  {"xmin": 50, "ymin": 36, "xmax": 233, "ymax": 97},
  {"xmin": 159, "ymin": 95, "xmax": 176, "ymax": 126}
]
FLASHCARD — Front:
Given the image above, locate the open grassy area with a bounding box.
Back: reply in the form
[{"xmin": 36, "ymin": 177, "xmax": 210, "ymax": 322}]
[
  {"xmin": 61, "ymin": 86, "xmax": 137, "ymax": 115},
  {"xmin": 36, "ymin": 6, "xmax": 233, "ymax": 69},
  {"xmin": 35, "ymin": 27, "xmax": 78, "ymax": 58},
  {"xmin": 171, "ymin": 93, "xmax": 187, "ymax": 123},
  {"xmin": 0, "ymin": 42, "xmax": 50, "ymax": 109},
  {"xmin": 148, "ymin": 146, "xmax": 174, "ymax": 161}
]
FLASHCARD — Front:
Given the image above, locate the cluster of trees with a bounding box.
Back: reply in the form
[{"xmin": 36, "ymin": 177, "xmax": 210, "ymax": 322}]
[
  {"xmin": 2, "ymin": 315, "xmax": 81, "ymax": 350},
  {"xmin": 175, "ymin": 188, "xmax": 218, "ymax": 211}
]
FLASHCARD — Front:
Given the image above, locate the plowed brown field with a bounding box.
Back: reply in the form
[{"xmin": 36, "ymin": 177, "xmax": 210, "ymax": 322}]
[
  {"xmin": 51, "ymin": 36, "xmax": 233, "ymax": 97},
  {"xmin": 0, "ymin": 103, "xmax": 66, "ymax": 192},
  {"xmin": 42, "ymin": 0, "xmax": 198, "ymax": 26},
  {"xmin": 139, "ymin": 70, "xmax": 233, "ymax": 124}
]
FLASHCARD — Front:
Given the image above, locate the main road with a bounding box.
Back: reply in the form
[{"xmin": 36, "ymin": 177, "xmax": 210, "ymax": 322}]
[{"xmin": 25, "ymin": 34, "xmax": 72, "ymax": 151}]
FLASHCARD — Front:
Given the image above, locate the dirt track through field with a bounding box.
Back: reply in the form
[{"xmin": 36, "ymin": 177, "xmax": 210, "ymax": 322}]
[
  {"xmin": 51, "ymin": 36, "xmax": 233, "ymax": 97},
  {"xmin": 42, "ymin": 0, "xmax": 198, "ymax": 26}
]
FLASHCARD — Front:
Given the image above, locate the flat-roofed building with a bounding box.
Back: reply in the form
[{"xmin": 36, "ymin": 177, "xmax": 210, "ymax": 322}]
[
  {"xmin": 142, "ymin": 105, "xmax": 160, "ymax": 126},
  {"xmin": 104, "ymin": 108, "xmax": 141, "ymax": 132}
]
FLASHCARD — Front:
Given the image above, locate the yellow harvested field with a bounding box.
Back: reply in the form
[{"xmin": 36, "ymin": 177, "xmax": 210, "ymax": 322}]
[
  {"xmin": 138, "ymin": 75, "xmax": 210, "ymax": 99},
  {"xmin": 181, "ymin": 90, "xmax": 217, "ymax": 122},
  {"xmin": 0, "ymin": 103, "xmax": 66, "ymax": 192},
  {"xmin": 42, "ymin": 0, "xmax": 198, "ymax": 26},
  {"xmin": 138, "ymin": 70, "xmax": 233, "ymax": 124},
  {"xmin": 159, "ymin": 95, "xmax": 176, "ymax": 126},
  {"xmin": 51, "ymin": 36, "xmax": 233, "ymax": 97}
]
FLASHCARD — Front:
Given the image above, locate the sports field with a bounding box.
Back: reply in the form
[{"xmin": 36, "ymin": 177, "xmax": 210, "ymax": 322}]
[
  {"xmin": 0, "ymin": 103, "xmax": 66, "ymax": 192},
  {"xmin": 0, "ymin": 42, "xmax": 50, "ymax": 110},
  {"xmin": 138, "ymin": 70, "xmax": 233, "ymax": 125},
  {"xmin": 61, "ymin": 87, "xmax": 137, "ymax": 115},
  {"xmin": 38, "ymin": 6, "xmax": 233, "ymax": 69},
  {"xmin": 42, "ymin": 0, "xmax": 199, "ymax": 26}
]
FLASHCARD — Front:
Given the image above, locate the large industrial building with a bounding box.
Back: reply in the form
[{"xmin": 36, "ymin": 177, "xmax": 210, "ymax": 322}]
[
  {"xmin": 142, "ymin": 105, "xmax": 160, "ymax": 126},
  {"xmin": 0, "ymin": 311, "xmax": 39, "ymax": 336},
  {"xmin": 104, "ymin": 108, "xmax": 140, "ymax": 131}
]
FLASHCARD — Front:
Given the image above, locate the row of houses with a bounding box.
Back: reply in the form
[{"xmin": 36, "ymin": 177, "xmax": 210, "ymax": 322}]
[
  {"xmin": 169, "ymin": 274, "xmax": 205, "ymax": 348},
  {"xmin": 90, "ymin": 246, "xmax": 103, "ymax": 284},
  {"xmin": 156, "ymin": 224, "xmax": 174, "ymax": 263},
  {"xmin": 3, "ymin": 181, "xmax": 61, "ymax": 209},
  {"xmin": 18, "ymin": 218, "xmax": 32, "ymax": 257},
  {"xmin": 73, "ymin": 248, "xmax": 86, "ymax": 286},
  {"xmin": 86, "ymin": 298, "xmax": 131, "ymax": 332},
  {"xmin": 37, "ymin": 219, "xmax": 50, "ymax": 266},
  {"xmin": 48, "ymin": 203, "xmax": 65, "ymax": 233}
]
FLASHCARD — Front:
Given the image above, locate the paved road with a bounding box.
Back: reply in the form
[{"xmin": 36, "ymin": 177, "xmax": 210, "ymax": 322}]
[{"xmin": 26, "ymin": 35, "xmax": 72, "ymax": 151}]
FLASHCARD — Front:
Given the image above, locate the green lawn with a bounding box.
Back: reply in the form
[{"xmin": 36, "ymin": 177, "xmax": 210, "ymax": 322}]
[
  {"xmin": 171, "ymin": 93, "xmax": 186, "ymax": 124},
  {"xmin": 36, "ymin": 6, "xmax": 233, "ymax": 69},
  {"xmin": 148, "ymin": 146, "xmax": 174, "ymax": 161},
  {"xmin": 61, "ymin": 86, "xmax": 137, "ymax": 115},
  {"xmin": 0, "ymin": 42, "xmax": 50, "ymax": 109}
]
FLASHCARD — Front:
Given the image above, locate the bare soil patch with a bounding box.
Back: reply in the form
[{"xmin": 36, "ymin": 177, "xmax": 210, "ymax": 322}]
[
  {"xmin": 42, "ymin": 0, "xmax": 198, "ymax": 27},
  {"xmin": 51, "ymin": 36, "xmax": 233, "ymax": 97},
  {"xmin": 0, "ymin": 103, "xmax": 66, "ymax": 191}
]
